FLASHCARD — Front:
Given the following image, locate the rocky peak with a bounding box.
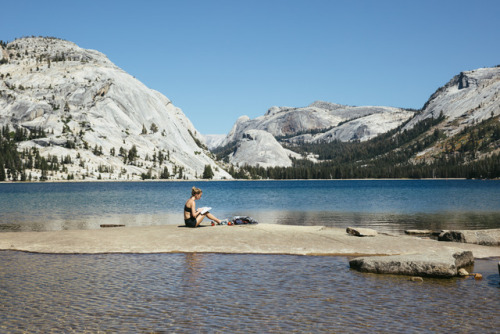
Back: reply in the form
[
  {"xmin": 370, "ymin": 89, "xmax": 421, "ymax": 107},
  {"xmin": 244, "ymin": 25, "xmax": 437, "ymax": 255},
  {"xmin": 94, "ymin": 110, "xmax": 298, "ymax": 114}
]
[
  {"xmin": 404, "ymin": 66, "xmax": 500, "ymax": 135},
  {"xmin": 0, "ymin": 37, "xmax": 230, "ymax": 181},
  {"xmin": 5, "ymin": 37, "xmax": 113, "ymax": 67},
  {"xmin": 308, "ymin": 100, "xmax": 345, "ymax": 111}
]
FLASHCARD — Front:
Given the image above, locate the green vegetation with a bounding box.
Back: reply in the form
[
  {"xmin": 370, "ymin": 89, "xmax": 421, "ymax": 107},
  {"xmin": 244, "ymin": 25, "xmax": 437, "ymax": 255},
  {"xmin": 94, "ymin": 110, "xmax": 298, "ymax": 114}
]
[
  {"xmin": 202, "ymin": 165, "xmax": 214, "ymax": 179},
  {"xmin": 227, "ymin": 114, "xmax": 500, "ymax": 180},
  {"xmin": 2, "ymin": 111, "xmax": 499, "ymax": 181}
]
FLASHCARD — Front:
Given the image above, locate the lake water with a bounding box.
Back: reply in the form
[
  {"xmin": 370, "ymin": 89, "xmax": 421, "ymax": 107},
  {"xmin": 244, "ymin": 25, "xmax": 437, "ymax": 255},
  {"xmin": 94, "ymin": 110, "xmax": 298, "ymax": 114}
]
[
  {"xmin": 0, "ymin": 252, "xmax": 499, "ymax": 333},
  {"xmin": 0, "ymin": 180, "xmax": 499, "ymax": 332},
  {"xmin": 1, "ymin": 179, "xmax": 500, "ymax": 233}
]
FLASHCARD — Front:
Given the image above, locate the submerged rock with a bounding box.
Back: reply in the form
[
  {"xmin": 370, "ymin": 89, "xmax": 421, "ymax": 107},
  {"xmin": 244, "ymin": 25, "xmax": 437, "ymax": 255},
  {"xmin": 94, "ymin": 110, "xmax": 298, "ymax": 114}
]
[
  {"xmin": 410, "ymin": 277, "xmax": 424, "ymax": 282},
  {"xmin": 438, "ymin": 229, "xmax": 500, "ymax": 246},
  {"xmin": 405, "ymin": 229, "xmax": 440, "ymax": 236},
  {"xmin": 346, "ymin": 227, "xmax": 378, "ymax": 237},
  {"xmin": 349, "ymin": 249, "xmax": 474, "ymax": 278}
]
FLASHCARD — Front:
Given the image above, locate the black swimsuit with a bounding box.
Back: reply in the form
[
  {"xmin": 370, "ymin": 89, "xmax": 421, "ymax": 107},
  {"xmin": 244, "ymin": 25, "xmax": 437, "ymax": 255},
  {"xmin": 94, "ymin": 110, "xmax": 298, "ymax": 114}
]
[{"xmin": 184, "ymin": 205, "xmax": 197, "ymax": 227}]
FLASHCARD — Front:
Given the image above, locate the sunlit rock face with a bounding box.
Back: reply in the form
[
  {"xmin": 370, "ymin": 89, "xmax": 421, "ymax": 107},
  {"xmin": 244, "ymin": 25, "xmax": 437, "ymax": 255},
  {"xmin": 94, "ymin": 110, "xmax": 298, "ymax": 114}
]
[
  {"xmin": 403, "ymin": 67, "xmax": 500, "ymax": 135},
  {"xmin": 220, "ymin": 101, "xmax": 414, "ymax": 147},
  {"xmin": 0, "ymin": 37, "xmax": 230, "ymax": 180},
  {"xmin": 229, "ymin": 129, "xmax": 301, "ymax": 168}
]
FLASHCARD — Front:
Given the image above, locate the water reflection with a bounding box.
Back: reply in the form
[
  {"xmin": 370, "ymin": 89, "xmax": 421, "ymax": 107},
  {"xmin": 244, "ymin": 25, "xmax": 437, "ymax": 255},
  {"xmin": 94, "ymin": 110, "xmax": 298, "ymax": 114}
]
[
  {"xmin": 249, "ymin": 210, "xmax": 500, "ymax": 234},
  {"xmin": 0, "ymin": 251, "xmax": 498, "ymax": 333},
  {"xmin": 0, "ymin": 210, "xmax": 499, "ymax": 233}
]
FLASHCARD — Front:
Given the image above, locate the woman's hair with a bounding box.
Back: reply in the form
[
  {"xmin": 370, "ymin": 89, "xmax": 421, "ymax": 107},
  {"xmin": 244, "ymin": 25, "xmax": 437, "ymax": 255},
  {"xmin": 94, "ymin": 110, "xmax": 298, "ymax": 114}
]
[{"xmin": 191, "ymin": 186, "xmax": 202, "ymax": 196}]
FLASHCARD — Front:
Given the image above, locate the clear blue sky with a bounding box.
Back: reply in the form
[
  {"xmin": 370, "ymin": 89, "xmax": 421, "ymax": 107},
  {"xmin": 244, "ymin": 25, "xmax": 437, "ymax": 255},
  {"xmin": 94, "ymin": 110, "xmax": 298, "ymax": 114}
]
[{"xmin": 2, "ymin": 0, "xmax": 499, "ymax": 135}]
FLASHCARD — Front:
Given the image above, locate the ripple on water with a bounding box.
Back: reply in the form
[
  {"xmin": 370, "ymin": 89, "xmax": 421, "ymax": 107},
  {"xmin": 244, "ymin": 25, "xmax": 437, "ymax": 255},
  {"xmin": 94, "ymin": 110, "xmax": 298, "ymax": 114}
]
[{"xmin": 0, "ymin": 251, "xmax": 499, "ymax": 333}]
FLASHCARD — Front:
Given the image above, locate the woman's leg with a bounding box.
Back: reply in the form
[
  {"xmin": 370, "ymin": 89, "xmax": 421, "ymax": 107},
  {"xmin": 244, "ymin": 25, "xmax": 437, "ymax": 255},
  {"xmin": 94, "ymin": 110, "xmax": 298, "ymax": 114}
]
[
  {"xmin": 205, "ymin": 212, "xmax": 221, "ymax": 224},
  {"xmin": 195, "ymin": 214, "xmax": 205, "ymax": 227},
  {"xmin": 195, "ymin": 212, "xmax": 221, "ymax": 226}
]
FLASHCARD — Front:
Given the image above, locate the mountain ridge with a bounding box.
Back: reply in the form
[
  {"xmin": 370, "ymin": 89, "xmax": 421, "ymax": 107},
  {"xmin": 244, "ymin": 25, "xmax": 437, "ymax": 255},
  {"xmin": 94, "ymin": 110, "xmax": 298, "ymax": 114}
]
[
  {"xmin": 1, "ymin": 37, "xmax": 499, "ymax": 180},
  {"xmin": 0, "ymin": 37, "xmax": 230, "ymax": 181},
  {"xmin": 213, "ymin": 66, "xmax": 500, "ymax": 173}
]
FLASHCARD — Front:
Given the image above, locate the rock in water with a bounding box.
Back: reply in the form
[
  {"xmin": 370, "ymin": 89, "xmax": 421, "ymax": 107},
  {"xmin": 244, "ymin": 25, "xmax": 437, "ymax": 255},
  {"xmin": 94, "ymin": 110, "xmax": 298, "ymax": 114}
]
[
  {"xmin": 410, "ymin": 277, "xmax": 424, "ymax": 282},
  {"xmin": 438, "ymin": 229, "xmax": 500, "ymax": 246},
  {"xmin": 346, "ymin": 227, "xmax": 378, "ymax": 237},
  {"xmin": 349, "ymin": 249, "xmax": 474, "ymax": 278}
]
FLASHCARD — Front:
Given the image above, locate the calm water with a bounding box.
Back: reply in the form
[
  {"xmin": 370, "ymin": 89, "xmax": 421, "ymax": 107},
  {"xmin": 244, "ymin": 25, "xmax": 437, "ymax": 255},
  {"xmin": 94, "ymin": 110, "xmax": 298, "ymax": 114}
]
[
  {"xmin": 0, "ymin": 251, "xmax": 499, "ymax": 333},
  {"xmin": 1, "ymin": 180, "xmax": 499, "ymax": 332},
  {"xmin": 0, "ymin": 180, "xmax": 500, "ymax": 233}
]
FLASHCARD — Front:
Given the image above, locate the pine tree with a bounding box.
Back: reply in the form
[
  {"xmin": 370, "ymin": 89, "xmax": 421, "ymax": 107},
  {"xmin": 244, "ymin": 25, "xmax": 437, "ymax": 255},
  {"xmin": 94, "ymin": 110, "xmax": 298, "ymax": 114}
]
[
  {"xmin": 128, "ymin": 145, "xmax": 138, "ymax": 162},
  {"xmin": 203, "ymin": 165, "xmax": 214, "ymax": 179}
]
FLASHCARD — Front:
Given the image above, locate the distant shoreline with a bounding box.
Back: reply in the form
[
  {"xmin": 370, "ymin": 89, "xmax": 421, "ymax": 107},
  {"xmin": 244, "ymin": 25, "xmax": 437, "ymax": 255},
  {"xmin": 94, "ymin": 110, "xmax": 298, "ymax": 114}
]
[{"xmin": 2, "ymin": 177, "xmax": 490, "ymax": 185}]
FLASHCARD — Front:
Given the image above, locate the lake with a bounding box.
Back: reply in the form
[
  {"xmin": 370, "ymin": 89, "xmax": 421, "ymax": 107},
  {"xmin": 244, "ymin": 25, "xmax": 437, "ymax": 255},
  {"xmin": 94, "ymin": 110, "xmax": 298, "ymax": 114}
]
[
  {"xmin": 1, "ymin": 179, "xmax": 500, "ymax": 232},
  {"xmin": 0, "ymin": 180, "xmax": 499, "ymax": 332}
]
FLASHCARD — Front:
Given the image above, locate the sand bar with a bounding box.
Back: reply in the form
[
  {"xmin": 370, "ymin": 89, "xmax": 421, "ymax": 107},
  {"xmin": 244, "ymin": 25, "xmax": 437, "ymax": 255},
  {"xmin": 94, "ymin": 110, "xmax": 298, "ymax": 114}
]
[{"xmin": 1, "ymin": 224, "xmax": 499, "ymax": 258}]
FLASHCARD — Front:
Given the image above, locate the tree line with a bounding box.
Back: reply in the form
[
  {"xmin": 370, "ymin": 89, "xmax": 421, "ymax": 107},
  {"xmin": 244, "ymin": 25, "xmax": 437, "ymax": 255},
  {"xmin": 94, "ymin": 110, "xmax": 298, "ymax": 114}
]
[{"xmin": 229, "ymin": 113, "xmax": 500, "ymax": 180}]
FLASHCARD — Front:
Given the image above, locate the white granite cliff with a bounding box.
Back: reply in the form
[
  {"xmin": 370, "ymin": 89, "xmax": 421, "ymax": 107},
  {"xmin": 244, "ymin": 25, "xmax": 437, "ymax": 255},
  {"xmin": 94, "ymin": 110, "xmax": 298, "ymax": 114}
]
[
  {"xmin": 404, "ymin": 67, "xmax": 500, "ymax": 135},
  {"xmin": 213, "ymin": 66, "xmax": 500, "ymax": 168},
  {"xmin": 0, "ymin": 37, "xmax": 230, "ymax": 180}
]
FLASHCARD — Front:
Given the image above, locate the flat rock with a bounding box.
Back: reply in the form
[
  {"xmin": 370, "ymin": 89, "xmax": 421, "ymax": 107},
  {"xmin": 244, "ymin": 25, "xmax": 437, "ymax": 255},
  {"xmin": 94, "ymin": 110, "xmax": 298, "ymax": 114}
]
[
  {"xmin": 349, "ymin": 249, "xmax": 474, "ymax": 278},
  {"xmin": 438, "ymin": 229, "xmax": 500, "ymax": 246},
  {"xmin": 405, "ymin": 229, "xmax": 439, "ymax": 236},
  {"xmin": 1, "ymin": 224, "xmax": 499, "ymax": 258},
  {"xmin": 346, "ymin": 227, "xmax": 378, "ymax": 237}
]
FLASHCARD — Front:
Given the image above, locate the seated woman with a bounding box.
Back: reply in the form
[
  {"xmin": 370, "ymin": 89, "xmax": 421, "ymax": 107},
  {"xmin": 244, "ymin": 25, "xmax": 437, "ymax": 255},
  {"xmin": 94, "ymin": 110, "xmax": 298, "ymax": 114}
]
[{"xmin": 184, "ymin": 186, "xmax": 221, "ymax": 228}]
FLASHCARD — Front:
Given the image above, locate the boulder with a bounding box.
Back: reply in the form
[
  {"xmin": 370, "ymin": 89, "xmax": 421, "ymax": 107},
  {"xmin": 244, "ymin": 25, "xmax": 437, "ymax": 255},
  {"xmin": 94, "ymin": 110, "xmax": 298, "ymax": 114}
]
[
  {"xmin": 438, "ymin": 229, "xmax": 500, "ymax": 246},
  {"xmin": 349, "ymin": 249, "xmax": 474, "ymax": 278},
  {"xmin": 346, "ymin": 227, "xmax": 378, "ymax": 237}
]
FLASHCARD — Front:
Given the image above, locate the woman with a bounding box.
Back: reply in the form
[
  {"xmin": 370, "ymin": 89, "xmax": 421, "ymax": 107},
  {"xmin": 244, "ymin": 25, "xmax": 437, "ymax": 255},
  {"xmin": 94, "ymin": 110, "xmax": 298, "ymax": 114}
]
[{"xmin": 184, "ymin": 186, "xmax": 221, "ymax": 227}]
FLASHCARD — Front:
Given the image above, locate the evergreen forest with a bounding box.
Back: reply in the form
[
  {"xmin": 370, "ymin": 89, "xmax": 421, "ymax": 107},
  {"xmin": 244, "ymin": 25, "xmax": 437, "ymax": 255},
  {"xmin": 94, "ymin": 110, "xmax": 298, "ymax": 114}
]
[
  {"xmin": 226, "ymin": 114, "xmax": 500, "ymax": 180},
  {"xmin": 1, "ymin": 113, "xmax": 500, "ymax": 181}
]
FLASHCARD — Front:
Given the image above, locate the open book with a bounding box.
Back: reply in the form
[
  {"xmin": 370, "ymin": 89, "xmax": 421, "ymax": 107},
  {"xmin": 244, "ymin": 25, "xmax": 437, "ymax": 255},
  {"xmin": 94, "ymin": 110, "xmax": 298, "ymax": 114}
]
[{"xmin": 198, "ymin": 207, "xmax": 211, "ymax": 214}]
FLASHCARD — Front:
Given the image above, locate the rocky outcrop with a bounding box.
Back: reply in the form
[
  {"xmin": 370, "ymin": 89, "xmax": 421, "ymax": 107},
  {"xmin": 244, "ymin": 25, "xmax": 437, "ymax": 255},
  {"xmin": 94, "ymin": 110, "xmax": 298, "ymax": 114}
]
[
  {"xmin": 213, "ymin": 66, "xmax": 500, "ymax": 170},
  {"xmin": 214, "ymin": 101, "xmax": 414, "ymax": 168},
  {"xmin": 438, "ymin": 229, "xmax": 500, "ymax": 246},
  {"xmin": 229, "ymin": 129, "xmax": 301, "ymax": 168},
  {"xmin": 219, "ymin": 102, "xmax": 414, "ymax": 148},
  {"xmin": 346, "ymin": 227, "xmax": 378, "ymax": 237},
  {"xmin": 0, "ymin": 37, "xmax": 230, "ymax": 180},
  {"xmin": 349, "ymin": 249, "xmax": 474, "ymax": 278},
  {"xmin": 404, "ymin": 67, "xmax": 500, "ymax": 136}
]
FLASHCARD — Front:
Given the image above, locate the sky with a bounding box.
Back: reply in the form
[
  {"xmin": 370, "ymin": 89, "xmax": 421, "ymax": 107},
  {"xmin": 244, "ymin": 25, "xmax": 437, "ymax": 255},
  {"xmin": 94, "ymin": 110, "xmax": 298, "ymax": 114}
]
[{"xmin": 2, "ymin": 0, "xmax": 499, "ymax": 135}]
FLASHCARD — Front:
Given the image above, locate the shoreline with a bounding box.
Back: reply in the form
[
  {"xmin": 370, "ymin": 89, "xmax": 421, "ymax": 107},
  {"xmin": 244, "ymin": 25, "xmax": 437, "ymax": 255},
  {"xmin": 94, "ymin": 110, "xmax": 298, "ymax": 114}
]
[
  {"xmin": 1, "ymin": 224, "xmax": 499, "ymax": 258},
  {"xmin": 1, "ymin": 178, "xmax": 489, "ymax": 185}
]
